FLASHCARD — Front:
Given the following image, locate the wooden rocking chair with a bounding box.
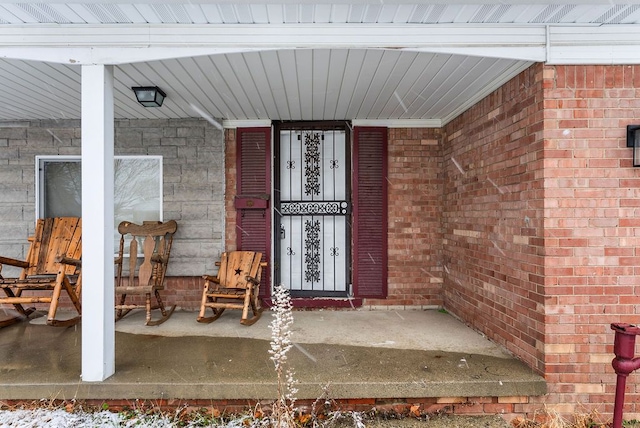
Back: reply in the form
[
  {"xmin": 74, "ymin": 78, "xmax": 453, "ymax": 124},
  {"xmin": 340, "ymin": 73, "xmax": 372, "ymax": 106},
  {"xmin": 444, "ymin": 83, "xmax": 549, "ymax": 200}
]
[
  {"xmin": 197, "ymin": 251, "xmax": 266, "ymax": 326},
  {"xmin": 114, "ymin": 220, "xmax": 177, "ymax": 326},
  {"xmin": 0, "ymin": 217, "xmax": 82, "ymax": 328}
]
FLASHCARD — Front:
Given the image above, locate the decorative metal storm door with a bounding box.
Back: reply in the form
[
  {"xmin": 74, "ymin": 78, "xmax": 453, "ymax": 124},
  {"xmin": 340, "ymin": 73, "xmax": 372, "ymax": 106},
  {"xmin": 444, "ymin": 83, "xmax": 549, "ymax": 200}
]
[{"xmin": 276, "ymin": 127, "xmax": 350, "ymax": 297}]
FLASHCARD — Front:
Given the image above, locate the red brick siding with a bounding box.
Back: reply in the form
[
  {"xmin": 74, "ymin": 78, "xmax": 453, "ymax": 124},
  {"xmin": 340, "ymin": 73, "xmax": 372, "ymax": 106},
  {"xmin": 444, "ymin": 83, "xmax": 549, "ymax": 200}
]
[
  {"xmin": 225, "ymin": 128, "xmax": 238, "ymax": 252},
  {"xmin": 160, "ymin": 276, "xmax": 202, "ymax": 310},
  {"xmin": 366, "ymin": 128, "xmax": 445, "ymax": 307},
  {"xmin": 8, "ymin": 396, "xmax": 529, "ymax": 420},
  {"xmin": 532, "ymin": 64, "xmax": 640, "ymax": 417},
  {"xmin": 441, "ymin": 64, "xmax": 546, "ymax": 375},
  {"xmin": 110, "ymin": 276, "xmax": 202, "ymax": 311},
  {"xmin": 441, "ymin": 63, "xmax": 640, "ymax": 418}
]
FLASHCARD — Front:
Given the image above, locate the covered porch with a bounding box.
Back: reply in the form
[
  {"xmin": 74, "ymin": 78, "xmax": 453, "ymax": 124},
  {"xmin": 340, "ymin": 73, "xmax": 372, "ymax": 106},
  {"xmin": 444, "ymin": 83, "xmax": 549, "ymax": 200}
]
[
  {"xmin": 0, "ymin": 309, "xmax": 545, "ymax": 414},
  {"xmin": 2, "ymin": 0, "xmax": 640, "ymax": 418}
]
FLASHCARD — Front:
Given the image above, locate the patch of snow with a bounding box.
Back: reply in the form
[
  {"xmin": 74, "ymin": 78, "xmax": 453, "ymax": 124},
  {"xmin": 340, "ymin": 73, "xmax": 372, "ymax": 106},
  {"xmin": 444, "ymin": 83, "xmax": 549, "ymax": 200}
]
[{"xmin": 0, "ymin": 409, "xmax": 175, "ymax": 428}]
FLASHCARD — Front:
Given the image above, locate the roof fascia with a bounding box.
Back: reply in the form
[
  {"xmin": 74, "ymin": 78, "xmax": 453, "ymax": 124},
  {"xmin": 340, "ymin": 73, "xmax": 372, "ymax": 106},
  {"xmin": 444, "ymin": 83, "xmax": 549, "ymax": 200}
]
[
  {"xmin": 0, "ymin": 23, "xmax": 638, "ymax": 65},
  {"xmin": 547, "ymin": 25, "xmax": 640, "ymax": 64},
  {"xmin": 0, "ymin": 23, "xmax": 547, "ymax": 63}
]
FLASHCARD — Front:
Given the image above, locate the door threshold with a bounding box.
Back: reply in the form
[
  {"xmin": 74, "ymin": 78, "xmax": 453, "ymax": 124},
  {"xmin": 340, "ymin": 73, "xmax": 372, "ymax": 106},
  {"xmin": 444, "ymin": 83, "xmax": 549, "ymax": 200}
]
[{"xmin": 264, "ymin": 297, "xmax": 363, "ymax": 309}]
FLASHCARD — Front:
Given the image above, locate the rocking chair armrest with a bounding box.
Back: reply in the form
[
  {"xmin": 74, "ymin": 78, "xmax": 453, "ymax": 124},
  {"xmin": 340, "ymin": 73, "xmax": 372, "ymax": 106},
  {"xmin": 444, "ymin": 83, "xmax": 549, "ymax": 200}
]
[
  {"xmin": 246, "ymin": 275, "xmax": 260, "ymax": 285},
  {"xmin": 56, "ymin": 256, "xmax": 82, "ymax": 267},
  {"xmin": 0, "ymin": 255, "xmax": 29, "ymax": 269},
  {"xmin": 202, "ymin": 275, "xmax": 220, "ymax": 283}
]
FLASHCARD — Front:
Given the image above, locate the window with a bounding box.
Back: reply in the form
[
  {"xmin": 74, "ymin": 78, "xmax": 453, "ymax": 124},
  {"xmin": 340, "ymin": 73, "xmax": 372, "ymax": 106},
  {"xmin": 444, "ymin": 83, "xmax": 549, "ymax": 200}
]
[{"xmin": 36, "ymin": 155, "xmax": 163, "ymax": 253}]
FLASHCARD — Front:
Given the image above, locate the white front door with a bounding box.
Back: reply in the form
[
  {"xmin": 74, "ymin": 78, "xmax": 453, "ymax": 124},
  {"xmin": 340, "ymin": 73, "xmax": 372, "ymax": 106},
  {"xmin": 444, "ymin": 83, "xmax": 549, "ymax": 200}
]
[{"xmin": 275, "ymin": 126, "xmax": 350, "ymax": 297}]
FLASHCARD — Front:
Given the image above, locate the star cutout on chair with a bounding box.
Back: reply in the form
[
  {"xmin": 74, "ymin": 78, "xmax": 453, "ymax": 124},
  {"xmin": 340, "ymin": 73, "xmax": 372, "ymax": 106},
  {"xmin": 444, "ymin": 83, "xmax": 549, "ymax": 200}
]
[{"xmin": 235, "ymin": 268, "xmax": 243, "ymax": 275}]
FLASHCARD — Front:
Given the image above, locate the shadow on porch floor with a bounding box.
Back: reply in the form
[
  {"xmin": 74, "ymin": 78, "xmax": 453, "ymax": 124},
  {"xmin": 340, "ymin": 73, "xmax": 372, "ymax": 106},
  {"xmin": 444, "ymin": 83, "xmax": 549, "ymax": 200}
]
[{"xmin": 0, "ymin": 309, "xmax": 545, "ymax": 402}]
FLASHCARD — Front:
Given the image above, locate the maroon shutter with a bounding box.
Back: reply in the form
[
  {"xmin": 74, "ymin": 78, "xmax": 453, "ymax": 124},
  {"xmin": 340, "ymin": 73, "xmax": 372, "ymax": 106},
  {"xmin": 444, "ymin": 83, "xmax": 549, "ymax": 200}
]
[
  {"xmin": 352, "ymin": 126, "xmax": 388, "ymax": 298},
  {"xmin": 236, "ymin": 127, "xmax": 271, "ymax": 297}
]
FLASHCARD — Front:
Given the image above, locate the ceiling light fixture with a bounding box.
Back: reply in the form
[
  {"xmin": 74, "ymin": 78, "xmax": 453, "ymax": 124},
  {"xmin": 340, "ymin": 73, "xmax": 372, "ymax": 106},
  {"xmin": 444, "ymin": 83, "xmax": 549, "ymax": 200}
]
[{"xmin": 132, "ymin": 86, "xmax": 166, "ymax": 107}]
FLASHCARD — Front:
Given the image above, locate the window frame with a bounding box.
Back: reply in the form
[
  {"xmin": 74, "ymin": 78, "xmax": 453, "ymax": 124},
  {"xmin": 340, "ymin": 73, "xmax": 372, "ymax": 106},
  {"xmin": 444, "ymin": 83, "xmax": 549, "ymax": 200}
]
[{"xmin": 35, "ymin": 155, "xmax": 164, "ymax": 254}]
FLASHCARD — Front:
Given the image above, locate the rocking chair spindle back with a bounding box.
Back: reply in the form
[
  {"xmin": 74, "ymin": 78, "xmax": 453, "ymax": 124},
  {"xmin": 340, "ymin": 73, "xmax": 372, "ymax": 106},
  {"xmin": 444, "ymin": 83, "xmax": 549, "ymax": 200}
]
[{"xmin": 114, "ymin": 220, "xmax": 177, "ymax": 326}]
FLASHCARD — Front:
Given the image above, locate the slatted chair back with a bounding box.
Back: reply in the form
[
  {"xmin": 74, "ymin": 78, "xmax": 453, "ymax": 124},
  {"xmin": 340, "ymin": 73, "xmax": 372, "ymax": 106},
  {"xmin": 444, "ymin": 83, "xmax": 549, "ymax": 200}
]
[
  {"xmin": 116, "ymin": 220, "xmax": 176, "ymax": 289},
  {"xmin": 198, "ymin": 251, "xmax": 265, "ymax": 325},
  {"xmin": 115, "ymin": 220, "xmax": 178, "ymax": 326},
  {"xmin": 24, "ymin": 217, "xmax": 82, "ymax": 277},
  {"xmin": 0, "ymin": 216, "xmax": 82, "ymax": 328},
  {"xmin": 217, "ymin": 251, "xmax": 264, "ymax": 289}
]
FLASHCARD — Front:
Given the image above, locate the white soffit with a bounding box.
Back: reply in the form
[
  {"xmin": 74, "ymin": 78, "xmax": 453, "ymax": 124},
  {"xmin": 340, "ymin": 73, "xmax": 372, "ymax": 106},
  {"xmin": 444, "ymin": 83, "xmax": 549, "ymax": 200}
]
[
  {"xmin": 0, "ymin": 2, "xmax": 639, "ymax": 25},
  {"xmin": 0, "ymin": 49, "xmax": 533, "ymax": 122}
]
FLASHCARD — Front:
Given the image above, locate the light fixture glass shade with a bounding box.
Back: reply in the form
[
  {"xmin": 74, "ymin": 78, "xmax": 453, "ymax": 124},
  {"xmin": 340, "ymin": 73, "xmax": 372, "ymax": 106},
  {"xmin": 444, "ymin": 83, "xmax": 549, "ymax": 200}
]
[
  {"xmin": 132, "ymin": 86, "xmax": 166, "ymax": 107},
  {"xmin": 627, "ymin": 125, "xmax": 640, "ymax": 167}
]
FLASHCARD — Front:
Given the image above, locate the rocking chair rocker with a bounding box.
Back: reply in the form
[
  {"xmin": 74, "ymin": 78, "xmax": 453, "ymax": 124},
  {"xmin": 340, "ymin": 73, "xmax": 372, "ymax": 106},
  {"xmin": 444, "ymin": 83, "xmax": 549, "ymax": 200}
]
[
  {"xmin": 197, "ymin": 251, "xmax": 266, "ymax": 326},
  {"xmin": 0, "ymin": 217, "xmax": 82, "ymax": 328},
  {"xmin": 115, "ymin": 220, "xmax": 177, "ymax": 326}
]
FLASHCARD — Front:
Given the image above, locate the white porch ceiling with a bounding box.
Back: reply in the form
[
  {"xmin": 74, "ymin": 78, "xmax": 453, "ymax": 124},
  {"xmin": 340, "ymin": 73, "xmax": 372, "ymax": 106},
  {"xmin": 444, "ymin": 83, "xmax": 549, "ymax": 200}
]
[
  {"xmin": 0, "ymin": 1, "xmax": 638, "ymax": 125},
  {"xmin": 0, "ymin": 51, "xmax": 532, "ymax": 124}
]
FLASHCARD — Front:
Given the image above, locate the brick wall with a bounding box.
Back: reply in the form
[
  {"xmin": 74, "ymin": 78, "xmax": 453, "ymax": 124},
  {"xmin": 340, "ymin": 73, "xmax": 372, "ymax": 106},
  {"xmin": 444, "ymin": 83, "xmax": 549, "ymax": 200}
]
[
  {"xmin": 224, "ymin": 128, "xmax": 238, "ymax": 251},
  {"xmin": 441, "ymin": 64, "xmax": 546, "ymax": 375},
  {"xmin": 365, "ymin": 127, "xmax": 445, "ymax": 308},
  {"xmin": 0, "ymin": 118, "xmax": 225, "ymax": 310},
  {"xmin": 224, "ymin": 127, "xmax": 446, "ymax": 309},
  {"xmin": 525, "ymin": 64, "xmax": 640, "ymax": 418},
  {"xmin": 442, "ymin": 63, "xmax": 640, "ymax": 418}
]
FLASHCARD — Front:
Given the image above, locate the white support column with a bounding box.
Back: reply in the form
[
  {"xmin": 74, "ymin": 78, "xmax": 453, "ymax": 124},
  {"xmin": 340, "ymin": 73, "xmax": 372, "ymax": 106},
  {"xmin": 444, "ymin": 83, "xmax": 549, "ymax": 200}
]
[{"xmin": 81, "ymin": 64, "xmax": 115, "ymax": 381}]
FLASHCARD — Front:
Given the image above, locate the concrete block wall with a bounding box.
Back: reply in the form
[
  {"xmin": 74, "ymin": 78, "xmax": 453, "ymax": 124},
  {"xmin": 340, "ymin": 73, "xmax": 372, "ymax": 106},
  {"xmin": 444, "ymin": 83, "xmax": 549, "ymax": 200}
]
[
  {"xmin": 0, "ymin": 118, "xmax": 224, "ymax": 310},
  {"xmin": 0, "ymin": 120, "xmax": 82, "ymax": 275},
  {"xmin": 442, "ymin": 64, "xmax": 546, "ymax": 376},
  {"xmin": 115, "ymin": 118, "xmax": 225, "ymax": 279}
]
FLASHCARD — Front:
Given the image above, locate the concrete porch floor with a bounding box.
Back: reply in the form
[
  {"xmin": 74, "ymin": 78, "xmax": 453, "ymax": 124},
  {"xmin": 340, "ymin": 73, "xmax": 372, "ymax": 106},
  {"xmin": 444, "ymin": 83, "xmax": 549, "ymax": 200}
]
[{"xmin": 0, "ymin": 309, "xmax": 546, "ymax": 402}]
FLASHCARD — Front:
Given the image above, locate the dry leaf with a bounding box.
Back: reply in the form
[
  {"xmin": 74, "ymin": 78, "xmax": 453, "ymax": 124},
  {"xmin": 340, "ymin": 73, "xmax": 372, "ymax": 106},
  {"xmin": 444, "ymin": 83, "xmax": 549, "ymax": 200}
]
[{"xmin": 297, "ymin": 413, "xmax": 312, "ymax": 424}]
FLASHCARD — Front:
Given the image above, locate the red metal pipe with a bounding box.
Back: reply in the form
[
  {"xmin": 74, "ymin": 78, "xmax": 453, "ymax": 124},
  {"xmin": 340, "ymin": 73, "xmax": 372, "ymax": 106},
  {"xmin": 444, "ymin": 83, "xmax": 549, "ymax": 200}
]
[{"xmin": 610, "ymin": 323, "xmax": 640, "ymax": 428}]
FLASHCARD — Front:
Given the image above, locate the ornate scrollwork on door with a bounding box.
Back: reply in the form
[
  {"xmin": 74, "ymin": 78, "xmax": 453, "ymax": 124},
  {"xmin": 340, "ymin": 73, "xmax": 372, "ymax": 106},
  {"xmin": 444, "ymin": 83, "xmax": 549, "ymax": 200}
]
[
  {"xmin": 304, "ymin": 219, "xmax": 321, "ymax": 283},
  {"xmin": 304, "ymin": 132, "xmax": 321, "ymax": 196},
  {"xmin": 281, "ymin": 201, "xmax": 349, "ymax": 215}
]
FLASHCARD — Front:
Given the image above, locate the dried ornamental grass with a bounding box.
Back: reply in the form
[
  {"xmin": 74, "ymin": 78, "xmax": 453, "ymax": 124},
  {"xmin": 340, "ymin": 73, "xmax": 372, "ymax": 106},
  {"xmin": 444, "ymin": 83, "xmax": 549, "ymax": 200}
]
[
  {"xmin": 268, "ymin": 284, "xmax": 298, "ymax": 427},
  {"xmin": 510, "ymin": 407, "xmax": 608, "ymax": 428}
]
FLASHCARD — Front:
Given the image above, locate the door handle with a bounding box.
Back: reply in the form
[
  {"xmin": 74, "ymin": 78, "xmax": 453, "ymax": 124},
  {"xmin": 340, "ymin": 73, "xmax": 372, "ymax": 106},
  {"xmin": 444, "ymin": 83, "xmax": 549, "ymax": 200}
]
[{"xmin": 280, "ymin": 224, "xmax": 286, "ymax": 239}]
